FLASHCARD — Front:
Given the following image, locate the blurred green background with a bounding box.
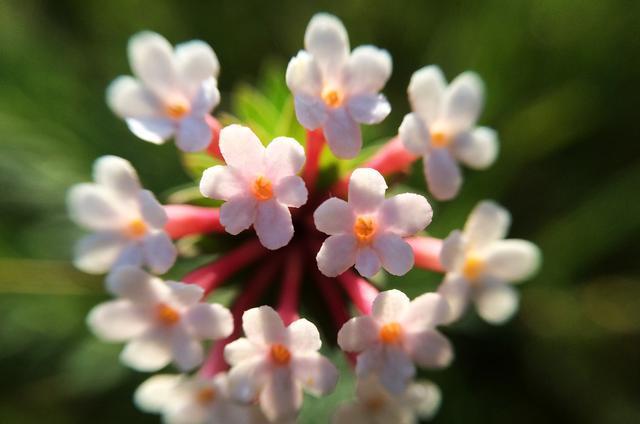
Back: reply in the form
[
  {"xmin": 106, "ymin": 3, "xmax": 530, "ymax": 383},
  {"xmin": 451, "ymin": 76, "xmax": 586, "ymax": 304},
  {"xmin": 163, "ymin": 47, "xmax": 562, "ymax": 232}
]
[{"xmin": 1, "ymin": 0, "xmax": 639, "ymax": 422}]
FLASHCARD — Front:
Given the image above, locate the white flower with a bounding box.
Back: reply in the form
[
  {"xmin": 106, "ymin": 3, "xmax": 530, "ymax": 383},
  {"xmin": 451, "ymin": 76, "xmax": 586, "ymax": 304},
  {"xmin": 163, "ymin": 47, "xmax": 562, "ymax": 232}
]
[
  {"xmin": 399, "ymin": 65, "xmax": 498, "ymax": 200},
  {"xmin": 333, "ymin": 376, "xmax": 441, "ymax": 424},
  {"xmin": 135, "ymin": 372, "xmax": 267, "ymax": 424},
  {"xmin": 67, "ymin": 155, "xmax": 177, "ymax": 274},
  {"xmin": 286, "ymin": 13, "xmax": 392, "ymax": 159},
  {"xmin": 437, "ymin": 200, "xmax": 541, "ymax": 324},
  {"xmin": 314, "ymin": 168, "xmax": 432, "ymax": 278},
  {"xmin": 107, "ymin": 31, "xmax": 220, "ymax": 152},
  {"xmin": 199, "ymin": 125, "xmax": 308, "ymax": 250},
  {"xmin": 224, "ymin": 306, "xmax": 339, "ymax": 422},
  {"xmin": 87, "ymin": 266, "xmax": 233, "ymax": 372},
  {"xmin": 337, "ymin": 290, "xmax": 452, "ymax": 394}
]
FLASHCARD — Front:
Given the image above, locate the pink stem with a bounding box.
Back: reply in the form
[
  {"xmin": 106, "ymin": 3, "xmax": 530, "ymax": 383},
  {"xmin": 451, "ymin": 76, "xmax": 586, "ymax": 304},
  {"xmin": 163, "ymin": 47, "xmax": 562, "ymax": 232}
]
[
  {"xmin": 205, "ymin": 115, "xmax": 223, "ymax": 160},
  {"xmin": 405, "ymin": 236, "xmax": 445, "ymax": 272},
  {"xmin": 182, "ymin": 239, "xmax": 266, "ymax": 294},
  {"xmin": 199, "ymin": 257, "xmax": 283, "ymax": 377},
  {"xmin": 164, "ymin": 205, "xmax": 224, "ymax": 239},
  {"xmin": 336, "ymin": 271, "xmax": 379, "ymax": 315},
  {"xmin": 277, "ymin": 248, "xmax": 303, "ymax": 325},
  {"xmin": 302, "ymin": 129, "xmax": 325, "ymax": 190}
]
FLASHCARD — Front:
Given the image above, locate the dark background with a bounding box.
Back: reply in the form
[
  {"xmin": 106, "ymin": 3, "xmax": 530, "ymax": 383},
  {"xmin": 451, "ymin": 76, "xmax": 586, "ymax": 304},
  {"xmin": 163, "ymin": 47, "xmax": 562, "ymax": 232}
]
[{"xmin": 0, "ymin": 0, "xmax": 639, "ymax": 422}]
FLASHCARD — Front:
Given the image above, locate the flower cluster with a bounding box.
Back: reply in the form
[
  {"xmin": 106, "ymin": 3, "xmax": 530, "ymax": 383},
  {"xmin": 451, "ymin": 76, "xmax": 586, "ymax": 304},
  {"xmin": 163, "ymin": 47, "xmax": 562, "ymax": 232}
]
[{"xmin": 68, "ymin": 12, "xmax": 540, "ymax": 423}]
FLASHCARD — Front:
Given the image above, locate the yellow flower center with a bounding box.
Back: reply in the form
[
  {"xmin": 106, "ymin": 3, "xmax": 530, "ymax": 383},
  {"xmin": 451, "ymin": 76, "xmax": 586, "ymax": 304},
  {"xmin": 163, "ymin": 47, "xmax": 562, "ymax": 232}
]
[
  {"xmin": 251, "ymin": 176, "xmax": 274, "ymax": 201},
  {"xmin": 196, "ymin": 387, "xmax": 216, "ymax": 405},
  {"xmin": 462, "ymin": 254, "xmax": 484, "ymax": 281},
  {"xmin": 126, "ymin": 219, "xmax": 148, "ymax": 238},
  {"xmin": 156, "ymin": 304, "xmax": 180, "ymax": 326},
  {"xmin": 270, "ymin": 343, "xmax": 291, "ymax": 366},
  {"xmin": 430, "ymin": 130, "xmax": 450, "ymax": 148},
  {"xmin": 321, "ymin": 87, "xmax": 344, "ymax": 108},
  {"xmin": 353, "ymin": 216, "xmax": 376, "ymax": 245},
  {"xmin": 379, "ymin": 322, "xmax": 403, "ymax": 344},
  {"xmin": 165, "ymin": 100, "xmax": 190, "ymax": 119}
]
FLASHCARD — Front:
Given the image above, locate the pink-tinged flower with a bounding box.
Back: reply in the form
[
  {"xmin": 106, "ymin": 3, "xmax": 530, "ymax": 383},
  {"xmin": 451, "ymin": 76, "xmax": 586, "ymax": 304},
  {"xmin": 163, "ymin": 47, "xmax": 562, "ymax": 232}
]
[
  {"xmin": 437, "ymin": 201, "xmax": 541, "ymax": 324},
  {"xmin": 333, "ymin": 376, "xmax": 441, "ymax": 424},
  {"xmin": 107, "ymin": 31, "xmax": 220, "ymax": 152},
  {"xmin": 135, "ymin": 372, "xmax": 267, "ymax": 424},
  {"xmin": 314, "ymin": 168, "xmax": 432, "ymax": 278},
  {"xmin": 87, "ymin": 267, "xmax": 233, "ymax": 372},
  {"xmin": 399, "ymin": 66, "xmax": 498, "ymax": 200},
  {"xmin": 286, "ymin": 13, "xmax": 392, "ymax": 159},
  {"xmin": 224, "ymin": 306, "xmax": 339, "ymax": 422},
  {"xmin": 337, "ymin": 290, "xmax": 453, "ymax": 394},
  {"xmin": 67, "ymin": 155, "xmax": 176, "ymax": 274},
  {"xmin": 199, "ymin": 125, "xmax": 308, "ymax": 250}
]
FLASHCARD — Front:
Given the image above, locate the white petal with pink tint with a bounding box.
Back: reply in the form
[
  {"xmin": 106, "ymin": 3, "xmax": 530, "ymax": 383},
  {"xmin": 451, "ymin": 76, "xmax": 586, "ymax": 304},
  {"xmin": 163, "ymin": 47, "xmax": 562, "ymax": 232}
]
[
  {"xmin": 337, "ymin": 316, "xmax": 378, "ymax": 352},
  {"xmin": 138, "ymin": 190, "xmax": 167, "ymax": 228},
  {"xmin": 224, "ymin": 338, "xmax": 261, "ymax": 366},
  {"xmin": 254, "ymin": 200, "xmax": 294, "ymax": 250},
  {"xmin": 242, "ymin": 306, "xmax": 287, "ymax": 345},
  {"xmin": 347, "ymin": 94, "xmax": 391, "ymax": 125},
  {"xmin": 439, "ymin": 230, "xmax": 465, "ymax": 271},
  {"xmin": 475, "ymin": 281, "xmax": 519, "ymax": 324},
  {"xmin": 441, "ymin": 71, "xmax": 484, "ymax": 134},
  {"xmin": 175, "ymin": 115, "xmax": 212, "ymax": 152},
  {"xmin": 292, "ymin": 353, "xmax": 339, "ymax": 395},
  {"xmin": 68, "ymin": 184, "xmax": 128, "ymax": 230},
  {"xmin": 313, "ymin": 197, "xmax": 354, "ymax": 235},
  {"xmin": 399, "ymin": 112, "xmax": 429, "ymax": 156},
  {"xmin": 316, "ymin": 234, "xmax": 358, "ymax": 277},
  {"xmin": 425, "ymin": 148, "xmax": 462, "ymax": 201},
  {"xmin": 345, "ymin": 46, "xmax": 392, "ymax": 95},
  {"xmin": 86, "ymin": 300, "xmax": 150, "ymax": 341},
  {"xmin": 121, "ymin": 329, "xmax": 173, "ymax": 371},
  {"xmin": 142, "ymin": 231, "xmax": 177, "ymax": 274},
  {"xmin": 199, "ymin": 165, "xmax": 245, "ymax": 201},
  {"xmin": 184, "ymin": 303, "xmax": 233, "ymax": 339},
  {"xmin": 219, "ymin": 124, "xmax": 265, "ymax": 173},
  {"xmin": 264, "ymin": 136, "xmax": 305, "ymax": 181},
  {"xmin": 286, "ymin": 50, "xmax": 322, "ymax": 96},
  {"xmin": 73, "ymin": 232, "xmax": 129, "ymax": 274},
  {"xmin": 355, "ymin": 247, "xmax": 382, "ymax": 277},
  {"xmin": 405, "ymin": 330, "xmax": 453, "ymax": 368},
  {"xmin": 464, "ymin": 200, "xmax": 511, "ymax": 248},
  {"xmin": 220, "ymin": 196, "xmax": 257, "ymax": 235},
  {"xmin": 371, "ymin": 289, "xmax": 410, "ymax": 322},
  {"xmin": 274, "ymin": 176, "xmax": 308, "ymax": 208},
  {"xmin": 348, "ymin": 168, "xmax": 387, "ymax": 213},
  {"xmin": 400, "ymin": 292, "xmax": 450, "ymax": 332},
  {"xmin": 175, "ymin": 40, "xmax": 220, "ymax": 94},
  {"xmin": 293, "ymin": 94, "xmax": 327, "ymax": 129},
  {"xmin": 107, "ymin": 76, "xmax": 160, "ymax": 118},
  {"xmin": 483, "ymin": 240, "xmax": 541, "ymax": 282},
  {"xmin": 304, "ymin": 13, "xmax": 350, "ymax": 78},
  {"xmin": 93, "ymin": 155, "xmax": 141, "ymax": 197},
  {"xmin": 171, "ymin": 326, "xmax": 205, "ymax": 371},
  {"xmin": 408, "ymin": 65, "xmax": 446, "ymax": 124},
  {"xmin": 379, "ymin": 193, "xmax": 432, "ymax": 237},
  {"xmin": 287, "ymin": 318, "xmax": 322, "ymax": 352},
  {"xmin": 373, "ymin": 233, "xmax": 414, "ymax": 276},
  {"xmin": 453, "ymin": 126, "xmax": 498, "ymax": 169},
  {"xmin": 324, "ymin": 107, "xmax": 362, "ymax": 159},
  {"xmin": 259, "ymin": 368, "xmax": 302, "ymax": 422},
  {"xmin": 437, "ymin": 274, "xmax": 470, "ymax": 323},
  {"xmin": 128, "ymin": 31, "xmax": 178, "ymax": 99},
  {"xmin": 126, "ymin": 117, "xmax": 175, "ymax": 143}
]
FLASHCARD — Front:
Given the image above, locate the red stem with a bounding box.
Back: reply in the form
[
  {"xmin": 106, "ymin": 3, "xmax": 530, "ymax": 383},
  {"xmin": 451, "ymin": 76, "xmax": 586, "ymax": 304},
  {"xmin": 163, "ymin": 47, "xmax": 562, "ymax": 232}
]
[
  {"xmin": 311, "ymin": 268, "xmax": 350, "ymax": 331},
  {"xmin": 164, "ymin": 205, "xmax": 224, "ymax": 239},
  {"xmin": 302, "ymin": 129, "xmax": 325, "ymax": 190},
  {"xmin": 182, "ymin": 239, "xmax": 266, "ymax": 294},
  {"xmin": 277, "ymin": 247, "xmax": 303, "ymax": 325},
  {"xmin": 405, "ymin": 236, "xmax": 444, "ymax": 272},
  {"xmin": 205, "ymin": 115, "xmax": 223, "ymax": 160},
  {"xmin": 336, "ymin": 271, "xmax": 379, "ymax": 315}
]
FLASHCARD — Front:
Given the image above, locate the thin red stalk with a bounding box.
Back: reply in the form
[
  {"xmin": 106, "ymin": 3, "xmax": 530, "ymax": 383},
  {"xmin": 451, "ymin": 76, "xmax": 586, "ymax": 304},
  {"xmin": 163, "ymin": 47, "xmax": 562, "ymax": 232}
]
[
  {"xmin": 302, "ymin": 129, "xmax": 325, "ymax": 190},
  {"xmin": 277, "ymin": 247, "xmax": 303, "ymax": 325},
  {"xmin": 336, "ymin": 271, "xmax": 379, "ymax": 315},
  {"xmin": 182, "ymin": 239, "xmax": 266, "ymax": 294},
  {"xmin": 311, "ymin": 268, "xmax": 350, "ymax": 331},
  {"xmin": 205, "ymin": 115, "xmax": 223, "ymax": 160},
  {"xmin": 406, "ymin": 236, "xmax": 444, "ymax": 272},
  {"xmin": 199, "ymin": 257, "xmax": 283, "ymax": 377},
  {"xmin": 164, "ymin": 205, "xmax": 224, "ymax": 239}
]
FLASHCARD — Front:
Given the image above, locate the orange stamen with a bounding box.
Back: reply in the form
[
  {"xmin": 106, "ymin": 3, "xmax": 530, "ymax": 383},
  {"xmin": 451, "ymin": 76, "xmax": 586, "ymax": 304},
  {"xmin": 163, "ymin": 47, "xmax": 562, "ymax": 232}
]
[
  {"xmin": 196, "ymin": 387, "xmax": 216, "ymax": 404},
  {"xmin": 270, "ymin": 343, "xmax": 291, "ymax": 366},
  {"xmin": 353, "ymin": 216, "xmax": 376, "ymax": 245},
  {"xmin": 430, "ymin": 130, "xmax": 450, "ymax": 148},
  {"xmin": 462, "ymin": 254, "xmax": 484, "ymax": 281},
  {"xmin": 156, "ymin": 304, "xmax": 180, "ymax": 326},
  {"xmin": 321, "ymin": 87, "xmax": 344, "ymax": 108},
  {"xmin": 126, "ymin": 219, "xmax": 147, "ymax": 238},
  {"xmin": 251, "ymin": 176, "xmax": 273, "ymax": 201},
  {"xmin": 379, "ymin": 322, "xmax": 403, "ymax": 344},
  {"xmin": 165, "ymin": 101, "xmax": 190, "ymax": 119}
]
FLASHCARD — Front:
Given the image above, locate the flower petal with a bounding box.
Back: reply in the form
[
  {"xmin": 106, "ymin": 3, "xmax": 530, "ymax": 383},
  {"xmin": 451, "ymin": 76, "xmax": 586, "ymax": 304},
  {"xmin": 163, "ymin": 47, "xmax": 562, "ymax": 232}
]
[
  {"xmin": 408, "ymin": 65, "xmax": 446, "ymax": 124},
  {"xmin": 345, "ymin": 45, "xmax": 392, "ymax": 95},
  {"xmin": 142, "ymin": 231, "xmax": 177, "ymax": 274},
  {"xmin": 219, "ymin": 124, "xmax": 265, "ymax": 173},
  {"xmin": 313, "ymin": 197, "xmax": 354, "ymax": 235},
  {"xmin": 400, "ymin": 293, "xmax": 450, "ymax": 332},
  {"xmin": 437, "ymin": 273, "xmax": 471, "ymax": 324},
  {"xmin": 348, "ymin": 168, "xmax": 387, "ymax": 213},
  {"xmin": 73, "ymin": 232, "xmax": 128, "ymax": 274},
  {"xmin": 138, "ymin": 189, "xmax": 167, "ymax": 228},
  {"xmin": 378, "ymin": 347, "xmax": 416, "ymax": 395},
  {"xmin": 254, "ymin": 200, "xmax": 294, "ymax": 250},
  {"xmin": 440, "ymin": 230, "xmax": 466, "ymax": 271},
  {"xmin": 184, "ymin": 303, "xmax": 233, "ymax": 340},
  {"xmin": 324, "ymin": 107, "xmax": 362, "ymax": 159},
  {"xmin": 355, "ymin": 247, "xmax": 382, "ymax": 278},
  {"xmin": 483, "ymin": 240, "xmax": 541, "ymax": 282},
  {"xmin": 304, "ymin": 13, "xmax": 350, "ymax": 80},
  {"xmin": 199, "ymin": 165, "xmax": 245, "ymax": 201},
  {"xmin": 379, "ymin": 193, "xmax": 432, "ymax": 237},
  {"xmin": 452, "ymin": 127, "xmax": 498, "ymax": 169},
  {"xmin": 274, "ymin": 175, "xmax": 308, "ymax": 208},
  {"xmin": 259, "ymin": 368, "xmax": 302, "ymax": 422},
  {"xmin": 106, "ymin": 266, "xmax": 169, "ymax": 302},
  {"xmin": 286, "ymin": 50, "xmax": 322, "ymax": 96},
  {"xmin": 189, "ymin": 77, "xmax": 220, "ymax": 115},
  {"xmin": 337, "ymin": 316, "xmax": 378, "ymax": 352},
  {"xmin": 165, "ymin": 281, "xmax": 205, "ymax": 307},
  {"xmin": 87, "ymin": 300, "xmax": 150, "ymax": 341},
  {"xmin": 293, "ymin": 94, "xmax": 327, "ymax": 129},
  {"xmin": 228, "ymin": 358, "xmax": 269, "ymax": 403},
  {"xmin": 67, "ymin": 183, "xmax": 129, "ymax": 230},
  {"xmin": 464, "ymin": 200, "xmax": 511, "ymax": 248},
  {"xmin": 174, "ymin": 40, "xmax": 220, "ymax": 94},
  {"xmin": 134, "ymin": 374, "xmax": 183, "ymax": 413},
  {"xmin": 371, "ymin": 289, "xmax": 410, "ymax": 323},
  {"xmin": 405, "ymin": 380, "xmax": 442, "ymax": 420},
  {"xmin": 316, "ymin": 234, "xmax": 358, "ymax": 277},
  {"xmin": 399, "ymin": 112, "xmax": 429, "ymax": 156},
  {"xmin": 332, "ymin": 404, "xmax": 373, "ymax": 424},
  {"xmin": 224, "ymin": 338, "xmax": 261, "ymax": 366},
  {"xmin": 242, "ymin": 306, "xmax": 287, "ymax": 345},
  {"xmin": 93, "ymin": 155, "xmax": 141, "ymax": 198},
  {"xmin": 292, "ymin": 353, "xmax": 339, "ymax": 396},
  {"xmin": 287, "ymin": 318, "xmax": 322, "ymax": 353},
  {"xmin": 175, "ymin": 115, "xmax": 212, "ymax": 152},
  {"xmin": 106, "ymin": 76, "xmax": 161, "ymax": 118},
  {"xmin": 171, "ymin": 326, "xmax": 204, "ymax": 371},
  {"xmin": 347, "ymin": 94, "xmax": 391, "ymax": 125},
  {"xmin": 112, "ymin": 242, "xmax": 145, "ymax": 270},
  {"xmin": 220, "ymin": 195, "xmax": 257, "ymax": 235},
  {"xmin": 126, "ymin": 117, "xmax": 175, "ymax": 144},
  {"xmin": 373, "ymin": 233, "xmax": 414, "ymax": 276},
  {"xmin": 264, "ymin": 136, "xmax": 306, "ymax": 181},
  {"xmin": 474, "ymin": 280, "xmax": 519, "ymax": 324},
  {"xmin": 120, "ymin": 329, "xmax": 172, "ymax": 371},
  {"xmin": 405, "ymin": 330, "xmax": 453, "ymax": 368},
  {"xmin": 424, "ymin": 148, "xmax": 462, "ymax": 201},
  {"xmin": 128, "ymin": 31, "xmax": 179, "ymax": 100},
  {"xmin": 441, "ymin": 71, "xmax": 484, "ymax": 133}
]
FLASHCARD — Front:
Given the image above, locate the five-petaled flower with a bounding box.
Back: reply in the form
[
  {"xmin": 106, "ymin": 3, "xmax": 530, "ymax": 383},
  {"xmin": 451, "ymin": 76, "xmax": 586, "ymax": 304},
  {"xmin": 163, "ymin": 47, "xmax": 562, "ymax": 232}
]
[
  {"xmin": 67, "ymin": 155, "xmax": 176, "ymax": 274},
  {"xmin": 437, "ymin": 201, "xmax": 541, "ymax": 324},
  {"xmin": 286, "ymin": 13, "xmax": 392, "ymax": 159},
  {"xmin": 314, "ymin": 168, "xmax": 432, "ymax": 277},
  {"xmin": 107, "ymin": 31, "xmax": 220, "ymax": 152},
  {"xmin": 224, "ymin": 306, "xmax": 339, "ymax": 422},
  {"xmin": 135, "ymin": 372, "xmax": 267, "ymax": 424},
  {"xmin": 199, "ymin": 124, "xmax": 308, "ymax": 250},
  {"xmin": 399, "ymin": 65, "xmax": 498, "ymax": 200},
  {"xmin": 333, "ymin": 376, "xmax": 441, "ymax": 424},
  {"xmin": 338, "ymin": 290, "xmax": 453, "ymax": 394},
  {"xmin": 87, "ymin": 266, "xmax": 233, "ymax": 372}
]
